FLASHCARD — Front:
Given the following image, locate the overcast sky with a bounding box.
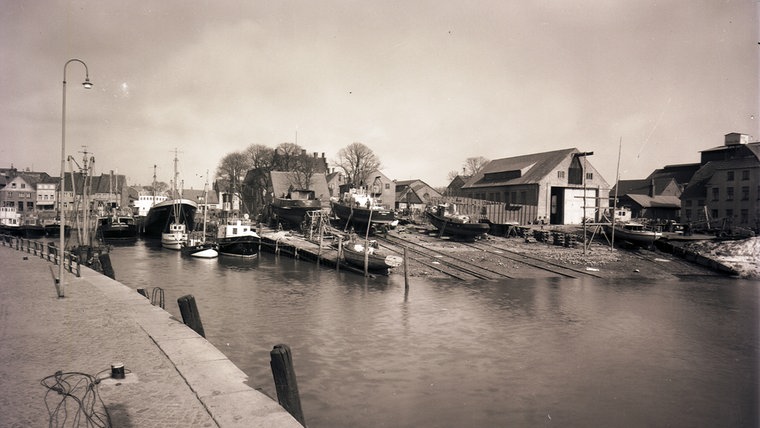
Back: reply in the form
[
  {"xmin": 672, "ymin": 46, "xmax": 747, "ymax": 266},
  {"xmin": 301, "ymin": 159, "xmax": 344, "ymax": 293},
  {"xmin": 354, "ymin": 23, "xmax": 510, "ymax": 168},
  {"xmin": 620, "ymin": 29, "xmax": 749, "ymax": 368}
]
[{"xmin": 1, "ymin": 1, "xmax": 757, "ymax": 190}]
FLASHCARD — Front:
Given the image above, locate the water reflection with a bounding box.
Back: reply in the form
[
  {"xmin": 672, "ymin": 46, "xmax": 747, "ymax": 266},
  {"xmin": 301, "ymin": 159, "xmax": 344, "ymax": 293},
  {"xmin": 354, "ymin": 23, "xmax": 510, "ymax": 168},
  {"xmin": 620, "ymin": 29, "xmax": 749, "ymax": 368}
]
[{"xmin": 108, "ymin": 241, "xmax": 759, "ymax": 428}]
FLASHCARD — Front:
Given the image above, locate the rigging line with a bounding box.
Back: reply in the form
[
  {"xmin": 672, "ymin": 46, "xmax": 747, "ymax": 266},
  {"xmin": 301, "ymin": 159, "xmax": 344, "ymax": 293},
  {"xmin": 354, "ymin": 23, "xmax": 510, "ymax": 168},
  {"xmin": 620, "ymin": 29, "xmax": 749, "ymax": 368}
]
[{"xmin": 636, "ymin": 96, "xmax": 671, "ymax": 159}]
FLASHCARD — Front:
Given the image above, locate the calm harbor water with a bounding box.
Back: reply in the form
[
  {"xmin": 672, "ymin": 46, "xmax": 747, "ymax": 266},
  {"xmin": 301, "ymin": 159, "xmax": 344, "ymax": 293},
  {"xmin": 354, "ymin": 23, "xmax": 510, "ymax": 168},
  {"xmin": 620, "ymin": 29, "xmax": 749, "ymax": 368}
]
[{"xmin": 107, "ymin": 240, "xmax": 759, "ymax": 428}]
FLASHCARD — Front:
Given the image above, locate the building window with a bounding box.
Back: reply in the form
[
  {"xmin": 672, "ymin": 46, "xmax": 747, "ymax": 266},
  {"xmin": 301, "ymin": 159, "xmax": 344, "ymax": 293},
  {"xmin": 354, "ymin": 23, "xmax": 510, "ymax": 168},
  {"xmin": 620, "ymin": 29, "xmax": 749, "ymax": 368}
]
[
  {"xmin": 741, "ymin": 170, "xmax": 750, "ymax": 181},
  {"xmin": 725, "ymin": 209, "xmax": 733, "ymax": 219},
  {"xmin": 726, "ymin": 187, "xmax": 734, "ymax": 201},
  {"xmin": 727, "ymin": 171, "xmax": 734, "ymax": 181},
  {"xmin": 712, "ymin": 188, "xmax": 719, "ymax": 201},
  {"xmin": 711, "ymin": 209, "xmax": 719, "ymax": 219},
  {"xmin": 685, "ymin": 199, "xmax": 692, "ymax": 207},
  {"xmin": 741, "ymin": 186, "xmax": 749, "ymax": 201},
  {"xmin": 385, "ymin": 183, "xmax": 390, "ymax": 190},
  {"xmin": 698, "ymin": 199, "xmax": 704, "ymax": 206},
  {"xmin": 685, "ymin": 209, "xmax": 692, "ymax": 220},
  {"xmin": 586, "ymin": 172, "xmax": 593, "ymax": 180},
  {"xmin": 519, "ymin": 191, "xmax": 527, "ymax": 204},
  {"xmin": 740, "ymin": 209, "xmax": 748, "ymax": 224},
  {"xmin": 557, "ymin": 171, "xmax": 565, "ymax": 179}
]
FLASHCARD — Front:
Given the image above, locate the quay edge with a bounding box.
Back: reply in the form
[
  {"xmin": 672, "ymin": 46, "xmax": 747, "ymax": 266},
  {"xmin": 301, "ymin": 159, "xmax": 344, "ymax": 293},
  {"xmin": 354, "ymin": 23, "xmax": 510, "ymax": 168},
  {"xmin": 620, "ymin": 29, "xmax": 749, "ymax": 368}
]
[{"xmin": 0, "ymin": 243, "xmax": 303, "ymax": 428}]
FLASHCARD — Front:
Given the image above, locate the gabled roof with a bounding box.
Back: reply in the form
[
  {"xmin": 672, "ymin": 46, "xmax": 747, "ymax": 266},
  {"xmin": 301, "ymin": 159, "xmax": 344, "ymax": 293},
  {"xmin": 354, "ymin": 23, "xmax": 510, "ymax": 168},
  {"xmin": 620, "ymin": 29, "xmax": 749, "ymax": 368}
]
[
  {"xmin": 463, "ymin": 148, "xmax": 578, "ymax": 189},
  {"xmin": 612, "ymin": 177, "xmax": 679, "ymax": 196},
  {"xmin": 90, "ymin": 174, "xmax": 127, "ymax": 194},
  {"xmin": 625, "ymin": 194, "xmax": 681, "ymax": 209},
  {"xmin": 397, "ymin": 187, "xmax": 424, "ymax": 205},
  {"xmin": 183, "ymin": 188, "xmax": 219, "ymax": 204},
  {"xmin": 646, "ymin": 163, "xmax": 701, "ymax": 185}
]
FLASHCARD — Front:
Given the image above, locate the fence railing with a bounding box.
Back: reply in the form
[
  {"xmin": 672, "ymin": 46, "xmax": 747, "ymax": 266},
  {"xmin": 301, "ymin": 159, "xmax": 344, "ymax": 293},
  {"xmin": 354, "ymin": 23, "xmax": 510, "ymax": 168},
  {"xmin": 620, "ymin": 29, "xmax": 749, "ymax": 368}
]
[{"xmin": 1, "ymin": 234, "xmax": 81, "ymax": 277}]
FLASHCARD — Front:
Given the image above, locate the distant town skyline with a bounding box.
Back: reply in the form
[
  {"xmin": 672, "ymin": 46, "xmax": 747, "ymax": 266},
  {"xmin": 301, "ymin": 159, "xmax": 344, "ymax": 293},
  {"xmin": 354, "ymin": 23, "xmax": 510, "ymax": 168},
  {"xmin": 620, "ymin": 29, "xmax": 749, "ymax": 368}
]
[{"xmin": 1, "ymin": 1, "xmax": 757, "ymax": 190}]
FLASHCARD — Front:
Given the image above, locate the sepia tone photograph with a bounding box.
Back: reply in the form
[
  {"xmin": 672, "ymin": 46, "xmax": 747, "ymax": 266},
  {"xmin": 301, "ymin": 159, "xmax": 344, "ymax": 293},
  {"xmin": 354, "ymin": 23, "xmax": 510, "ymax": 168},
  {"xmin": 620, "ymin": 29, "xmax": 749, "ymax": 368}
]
[{"xmin": 1, "ymin": 1, "xmax": 758, "ymax": 427}]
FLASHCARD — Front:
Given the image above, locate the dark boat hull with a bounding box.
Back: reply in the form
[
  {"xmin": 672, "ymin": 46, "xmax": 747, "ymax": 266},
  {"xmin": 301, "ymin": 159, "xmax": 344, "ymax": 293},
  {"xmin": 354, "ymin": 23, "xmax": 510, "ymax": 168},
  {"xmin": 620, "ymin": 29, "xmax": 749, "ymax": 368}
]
[
  {"xmin": 21, "ymin": 225, "xmax": 46, "ymax": 239},
  {"xmin": 44, "ymin": 224, "xmax": 71, "ymax": 238},
  {"xmin": 218, "ymin": 236, "xmax": 259, "ymax": 258},
  {"xmin": 181, "ymin": 242, "xmax": 218, "ymax": 258},
  {"xmin": 425, "ymin": 211, "xmax": 490, "ymax": 240},
  {"xmin": 341, "ymin": 246, "xmax": 401, "ymax": 273},
  {"xmin": 143, "ymin": 199, "xmax": 197, "ymax": 238},
  {"xmin": 0, "ymin": 225, "xmax": 22, "ymax": 237},
  {"xmin": 98, "ymin": 217, "xmax": 138, "ymax": 243},
  {"xmin": 331, "ymin": 201, "xmax": 395, "ymax": 231},
  {"xmin": 271, "ymin": 198, "xmax": 322, "ymax": 226}
]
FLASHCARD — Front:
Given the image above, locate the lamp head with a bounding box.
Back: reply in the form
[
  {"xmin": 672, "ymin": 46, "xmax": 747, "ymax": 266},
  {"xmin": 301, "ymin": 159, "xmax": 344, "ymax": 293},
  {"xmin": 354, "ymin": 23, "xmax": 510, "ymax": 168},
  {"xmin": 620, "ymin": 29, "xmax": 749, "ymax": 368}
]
[{"xmin": 82, "ymin": 78, "xmax": 93, "ymax": 89}]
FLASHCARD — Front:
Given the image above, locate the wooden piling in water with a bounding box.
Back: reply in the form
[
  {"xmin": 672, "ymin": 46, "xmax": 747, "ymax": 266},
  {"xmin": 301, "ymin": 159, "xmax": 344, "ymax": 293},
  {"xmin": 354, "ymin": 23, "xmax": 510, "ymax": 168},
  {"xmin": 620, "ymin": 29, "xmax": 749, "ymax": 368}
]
[
  {"xmin": 177, "ymin": 294, "xmax": 206, "ymax": 337},
  {"xmin": 270, "ymin": 344, "xmax": 306, "ymax": 426},
  {"xmin": 403, "ymin": 247, "xmax": 409, "ymax": 292}
]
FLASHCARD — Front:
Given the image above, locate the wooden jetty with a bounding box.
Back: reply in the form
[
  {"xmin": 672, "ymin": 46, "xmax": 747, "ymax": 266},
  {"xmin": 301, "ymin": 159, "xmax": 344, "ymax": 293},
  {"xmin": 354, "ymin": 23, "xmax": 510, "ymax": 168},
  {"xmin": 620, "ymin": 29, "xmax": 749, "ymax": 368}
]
[{"xmin": 255, "ymin": 226, "xmax": 382, "ymax": 276}]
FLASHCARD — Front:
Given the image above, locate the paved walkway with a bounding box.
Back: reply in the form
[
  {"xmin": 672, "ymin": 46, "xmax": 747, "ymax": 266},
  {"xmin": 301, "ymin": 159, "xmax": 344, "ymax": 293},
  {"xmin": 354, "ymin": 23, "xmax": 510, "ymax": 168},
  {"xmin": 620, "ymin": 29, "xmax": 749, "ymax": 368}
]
[{"xmin": 0, "ymin": 244, "xmax": 302, "ymax": 427}]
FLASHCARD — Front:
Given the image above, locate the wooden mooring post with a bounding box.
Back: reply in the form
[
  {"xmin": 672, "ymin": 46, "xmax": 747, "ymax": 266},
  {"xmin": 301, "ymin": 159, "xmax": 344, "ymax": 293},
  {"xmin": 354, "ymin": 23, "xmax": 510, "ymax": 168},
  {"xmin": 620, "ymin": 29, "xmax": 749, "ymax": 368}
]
[
  {"xmin": 270, "ymin": 344, "xmax": 306, "ymax": 426},
  {"xmin": 403, "ymin": 247, "xmax": 409, "ymax": 293},
  {"xmin": 177, "ymin": 294, "xmax": 206, "ymax": 337}
]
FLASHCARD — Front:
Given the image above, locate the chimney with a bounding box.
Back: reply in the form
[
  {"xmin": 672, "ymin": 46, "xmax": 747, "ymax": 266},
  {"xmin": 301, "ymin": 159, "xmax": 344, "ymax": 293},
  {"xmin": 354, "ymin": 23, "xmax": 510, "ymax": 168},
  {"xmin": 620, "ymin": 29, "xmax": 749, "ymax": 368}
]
[
  {"xmin": 725, "ymin": 133, "xmax": 749, "ymax": 146},
  {"xmin": 301, "ymin": 149, "xmax": 306, "ymax": 155},
  {"xmin": 649, "ymin": 178, "xmax": 655, "ymax": 197},
  {"xmin": 313, "ymin": 152, "xmax": 318, "ymax": 158}
]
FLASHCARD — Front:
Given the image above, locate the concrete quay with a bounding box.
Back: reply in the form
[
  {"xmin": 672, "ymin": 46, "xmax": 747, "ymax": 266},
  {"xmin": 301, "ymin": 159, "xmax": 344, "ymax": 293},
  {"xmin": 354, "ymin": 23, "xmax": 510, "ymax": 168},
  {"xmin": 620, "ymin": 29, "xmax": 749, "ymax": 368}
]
[{"xmin": 0, "ymin": 244, "xmax": 302, "ymax": 428}]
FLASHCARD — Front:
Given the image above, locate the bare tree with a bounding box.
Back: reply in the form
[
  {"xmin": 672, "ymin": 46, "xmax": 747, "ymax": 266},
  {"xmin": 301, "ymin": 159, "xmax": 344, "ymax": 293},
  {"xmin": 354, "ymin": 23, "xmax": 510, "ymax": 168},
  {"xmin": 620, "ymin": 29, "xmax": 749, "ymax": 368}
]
[
  {"xmin": 215, "ymin": 151, "xmax": 251, "ymax": 198},
  {"xmin": 289, "ymin": 154, "xmax": 319, "ymax": 190},
  {"xmin": 245, "ymin": 144, "xmax": 275, "ymax": 170},
  {"xmin": 464, "ymin": 156, "xmax": 489, "ymax": 176},
  {"xmin": 273, "ymin": 142, "xmax": 303, "ymax": 171},
  {"xmin": 335, "ymin": 142, "xmax": 381, "ymax": 187},
  {"xmin": 446, "ymin": 170, "xmax": 460, "ymax": 182}
]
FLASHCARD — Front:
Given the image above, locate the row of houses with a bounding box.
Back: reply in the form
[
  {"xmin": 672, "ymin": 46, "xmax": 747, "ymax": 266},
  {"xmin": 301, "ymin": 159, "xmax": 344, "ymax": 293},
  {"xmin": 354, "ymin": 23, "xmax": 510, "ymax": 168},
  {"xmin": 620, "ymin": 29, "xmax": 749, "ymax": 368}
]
[{"xmin": 3, "ymin": 132, "xmax": 758, "ymax": 230}]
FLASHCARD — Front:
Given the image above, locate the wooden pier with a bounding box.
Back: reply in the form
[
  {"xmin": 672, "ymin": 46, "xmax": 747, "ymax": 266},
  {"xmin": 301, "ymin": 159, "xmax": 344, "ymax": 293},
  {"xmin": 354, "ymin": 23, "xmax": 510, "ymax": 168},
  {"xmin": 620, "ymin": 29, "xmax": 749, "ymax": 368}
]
[{"xmin": 256, "ymin": 227, "xmax": 373, "ymax": 276}]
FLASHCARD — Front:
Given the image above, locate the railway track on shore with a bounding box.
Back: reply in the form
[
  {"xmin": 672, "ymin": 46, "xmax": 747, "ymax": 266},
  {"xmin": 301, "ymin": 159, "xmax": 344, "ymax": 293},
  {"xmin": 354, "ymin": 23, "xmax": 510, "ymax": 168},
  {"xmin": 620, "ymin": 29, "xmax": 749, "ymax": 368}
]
[
  {"xmin": 377, "ymin": 234, "xmax": 513, "ymax": 281},
  {"xmin": 465, "ymin": 240, "xmax": 604, "ymax": 279}
]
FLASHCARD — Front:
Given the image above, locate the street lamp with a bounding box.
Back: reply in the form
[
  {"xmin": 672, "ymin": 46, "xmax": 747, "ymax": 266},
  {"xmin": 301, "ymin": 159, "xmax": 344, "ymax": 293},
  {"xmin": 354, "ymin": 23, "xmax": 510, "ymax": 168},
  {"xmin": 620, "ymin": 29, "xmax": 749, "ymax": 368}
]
[{"xmin": 59, "ymin": 59, "xmax": 92, "ymax": 297}]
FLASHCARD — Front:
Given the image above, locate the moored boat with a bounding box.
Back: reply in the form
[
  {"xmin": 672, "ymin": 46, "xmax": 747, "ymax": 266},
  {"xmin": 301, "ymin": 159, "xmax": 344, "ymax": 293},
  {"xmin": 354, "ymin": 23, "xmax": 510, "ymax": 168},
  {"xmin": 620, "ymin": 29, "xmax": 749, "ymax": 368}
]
[
  {"xmin": 606, "ymin": 221, "xmax": 662, "ymax": 248},
  {"xmin": 20, "ymin": 217, "xmax": 46, "ymax": 239},
  {"xmin": 181, "ymin": 233, "xmax": 218, "ymax": 258},
  {"xmin": 143, "ymin": 198, "xmax": 198, "ymax": 238},
  {"xmin": 217, "ymin": 215, "xmax": 259, "ymax": 258},
  {"xmin": 97, "ymin": 213, "xmax": 138, "ymax": 243},
  {"xmin": 43, "ymin": 219, "xmax": 71, "ymax": 238},
  {"xmin": 425, "ymin": 205, "xmax": 490, "ymax": 240},
  {"xmin": 340, "ymin": 239, "xmax": 402, "ymax": 274},
  {"xmin": 331, "ymin": 187, "xmax": 396, "ymax": 233},
  {"xmin": 162, "ymin": 221, "xmax": 188, "ymax": 250},
  {"xmin": 0, "ymin": 207, "xmax": 22, "ymax": 236},
  {"xmin": 271, "ymin": 188, "xmax": 323, "ymax": 227}
]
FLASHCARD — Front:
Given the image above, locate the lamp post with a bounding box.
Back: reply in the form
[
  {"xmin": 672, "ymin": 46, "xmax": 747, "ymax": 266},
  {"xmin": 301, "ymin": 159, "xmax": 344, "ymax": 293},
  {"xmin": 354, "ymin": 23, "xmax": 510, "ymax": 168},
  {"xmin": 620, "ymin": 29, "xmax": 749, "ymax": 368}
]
[{"xmin": 59, "ymin": 59, "xmax": 92, "ymax": 297}]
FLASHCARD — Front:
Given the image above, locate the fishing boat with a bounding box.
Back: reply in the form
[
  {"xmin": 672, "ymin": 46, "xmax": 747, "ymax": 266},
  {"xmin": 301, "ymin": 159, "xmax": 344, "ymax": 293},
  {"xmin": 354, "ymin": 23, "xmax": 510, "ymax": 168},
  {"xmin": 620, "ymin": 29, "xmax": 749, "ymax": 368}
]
[
  {"xmin": 0, "ymin": 207, "xmax": 22, "ymax": 236},
  {"xmin": 217, "ymin": 215, "xmax": 259, "ymax": 258},
  {"xmin": 605, "ymin": 221, "xmax": 662, "ymax": 248},
  {"xmin": 180, "ymin": 177, "xmax": 218, "ymax": 258},
  {"xmin": 271, "ymin": 188, "xmax": 323, "ymax": 227},
  {"xmin": 340, "ymin": 239, "xmax": 402, "ymax": 273},
  {"xmin": 425, "ymin": 205, "xmax": 490, "ymax": 240},
  {"xmin": 331, "ymin": 187, "xmax": 396, "ymax": 233},
  {"xmin": 97, "ymin": 212, "xmax": 138, "ymax": 243},
  {"xmin": 143, "ymin": 198, "xmax": 197, "ymax": 238},
  {"xmin": 181, "ymin": 233, "xmax": 218, "ymax": 258},
  {"xmin": 43, "ymin": 218, "xmax": 71, "ymax": 238},
  {"xmin": 147, "ymin": 151, "xmax": 197, "ymax": 248},
  {"xmin": 20, "ymin": 216, "xmax": 46, "ymax": 239}
]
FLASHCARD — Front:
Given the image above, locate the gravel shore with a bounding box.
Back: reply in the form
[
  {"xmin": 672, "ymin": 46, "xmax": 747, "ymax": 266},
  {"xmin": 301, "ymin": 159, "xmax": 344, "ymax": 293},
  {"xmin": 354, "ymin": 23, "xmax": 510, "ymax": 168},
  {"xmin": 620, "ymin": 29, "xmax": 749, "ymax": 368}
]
[{"xmin": 387, "ymin": 227, "xmax": 756, "ymax": 280}]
